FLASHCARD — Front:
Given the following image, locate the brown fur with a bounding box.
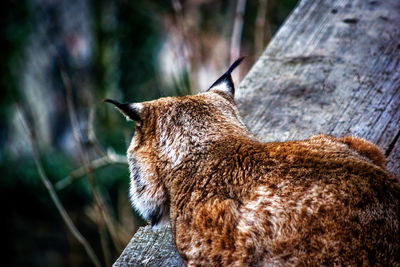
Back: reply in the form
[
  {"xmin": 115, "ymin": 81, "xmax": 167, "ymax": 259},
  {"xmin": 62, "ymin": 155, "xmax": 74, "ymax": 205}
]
[{"xmin": 108, "ymin": 66, "xmax": 400, "ymax": 266}]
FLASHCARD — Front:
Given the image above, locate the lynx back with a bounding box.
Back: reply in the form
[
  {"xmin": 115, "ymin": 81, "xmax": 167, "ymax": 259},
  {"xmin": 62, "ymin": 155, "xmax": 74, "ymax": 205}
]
[{"xmin": 106, "ymin": 59, "xmax": 400, "ymax": 266}]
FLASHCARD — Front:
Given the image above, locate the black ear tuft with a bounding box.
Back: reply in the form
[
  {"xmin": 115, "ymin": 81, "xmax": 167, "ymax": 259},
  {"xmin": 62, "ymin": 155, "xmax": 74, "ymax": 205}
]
[
  {"xmin": 104, "ymin": 99, "xmax": 141, "ymax": 121},
  {"xmin": 207, "ymin": 57, "xmax": 245, "ymax": 96}
]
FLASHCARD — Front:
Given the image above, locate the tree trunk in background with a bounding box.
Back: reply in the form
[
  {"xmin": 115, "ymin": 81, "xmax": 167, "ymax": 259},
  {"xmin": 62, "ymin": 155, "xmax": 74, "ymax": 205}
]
[{"xmin": 113, "ymin": 0, "xmax": 400, "ymax": 265}]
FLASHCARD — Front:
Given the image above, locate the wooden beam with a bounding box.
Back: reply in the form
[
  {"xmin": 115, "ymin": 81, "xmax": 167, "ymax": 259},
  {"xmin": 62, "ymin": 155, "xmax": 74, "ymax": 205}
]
[{"xmin": 238, "ymin": 0, "xmax": 400, "ymax": 173}]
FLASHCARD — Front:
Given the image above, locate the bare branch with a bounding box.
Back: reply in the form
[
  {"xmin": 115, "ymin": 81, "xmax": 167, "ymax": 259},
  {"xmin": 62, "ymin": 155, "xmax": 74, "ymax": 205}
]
[
  {"xmin": 171, "ymin": 0, "xmax": 191, "ymax": 61},
  {"xmin": 61, "ymin": 69, "xmax": 125, "ymax": 253},
  {"xmin": 230, "ymin": 0, "xmax": 247, "ymax": 66},
  {"xmin": 87, "ymin": 105, "xmax": 108, "ymax": 158},
  {"xmin": 17, "ymin": 106, "xmax": 102, "ymax": 267},
  {"xmin": 254, "ymin": 0, "xmax": 271, "ymax": 57},
  {"xmin": 171, "ymin": 0, "xmax": 193, "ymax": 93},
  {"xmin": 55, "ymin": 151, "xmax": 128, "ymax": 190}
]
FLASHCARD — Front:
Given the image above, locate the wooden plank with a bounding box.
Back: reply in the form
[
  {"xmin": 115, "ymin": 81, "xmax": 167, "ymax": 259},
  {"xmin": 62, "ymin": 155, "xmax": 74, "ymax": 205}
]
[
  {"xmin": 387, "ymin": 135, "xmax": 400, "ymax": 177},
  {"xmin": 238, "ymin": 0, "xmax": 400, "ymax": 175},
  {"xmin": 113, "ymin": 225, "xmax": 184, "ymax": 267},
  {"xmin": 114, "ymin": 0, "xmax": 400, "ymax": 265}
]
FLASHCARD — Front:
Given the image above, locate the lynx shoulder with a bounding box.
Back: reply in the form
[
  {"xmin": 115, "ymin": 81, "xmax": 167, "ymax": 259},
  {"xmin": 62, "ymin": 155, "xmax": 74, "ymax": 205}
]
[{"xmin": 106, "ymin": 58, "xmax": 400, "ymax": 266}]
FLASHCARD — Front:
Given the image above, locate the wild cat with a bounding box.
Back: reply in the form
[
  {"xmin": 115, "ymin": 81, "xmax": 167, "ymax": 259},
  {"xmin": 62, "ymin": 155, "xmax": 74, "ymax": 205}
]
[{"xmin": 106, "ymin": 58, "xmax": 400, "ymax": 266}]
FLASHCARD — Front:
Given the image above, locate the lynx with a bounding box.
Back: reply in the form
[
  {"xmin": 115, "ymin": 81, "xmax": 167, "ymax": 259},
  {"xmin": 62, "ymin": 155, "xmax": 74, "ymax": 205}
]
[{"xmin": 106, "ymin": 58, "xmax": 400, "ymax": 266}]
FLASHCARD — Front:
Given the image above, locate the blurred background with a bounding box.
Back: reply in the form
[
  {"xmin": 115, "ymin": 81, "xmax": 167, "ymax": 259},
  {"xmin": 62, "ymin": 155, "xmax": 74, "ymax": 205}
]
[{"xmin": 0, "ymin": 0, "xmax": 297, "ymax": 266}]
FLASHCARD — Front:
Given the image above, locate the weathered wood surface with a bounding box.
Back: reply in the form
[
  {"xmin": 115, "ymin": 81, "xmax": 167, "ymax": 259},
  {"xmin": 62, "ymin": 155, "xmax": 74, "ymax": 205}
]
[
  {"xmin": 113, "ymin": 225, "xmax": 184, "ymax": 267},
  {"xmin": 238, "ymin": 0, "xmax": 400, "ymax": 176},
  {"xmin": 114, "ymin": 0, "xmax": 400, "ymax": 265}
]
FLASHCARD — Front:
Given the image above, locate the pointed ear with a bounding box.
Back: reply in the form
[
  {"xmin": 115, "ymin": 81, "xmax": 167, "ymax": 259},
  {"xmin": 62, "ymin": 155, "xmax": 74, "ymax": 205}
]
[
  {"xmin": 207, "ymin": 57, "xmax": 245, "ymax": 96},
  {"xmin": 104, "ymin": 99, "xmax": 142, "ymax": 121}
]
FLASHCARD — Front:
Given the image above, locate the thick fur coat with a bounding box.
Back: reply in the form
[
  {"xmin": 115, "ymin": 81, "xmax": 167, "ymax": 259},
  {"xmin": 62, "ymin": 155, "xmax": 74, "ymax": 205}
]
[{"xmin": 106, "ymin": 59, "xmax": 400, "ymax": 266}]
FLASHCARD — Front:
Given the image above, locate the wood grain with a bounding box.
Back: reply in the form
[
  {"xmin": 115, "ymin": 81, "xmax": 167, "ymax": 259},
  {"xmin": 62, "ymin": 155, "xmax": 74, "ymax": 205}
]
[
  {"xmin": 114, "ymin": 0, "xmax": 400, "ymax": 265},
  {"xmin": 113, "ymin": 225, "xmax": 184, "ymax": 267},
  {"xmin": 237, "ymin": 0, "xmax": 400, "ymax": 175}
]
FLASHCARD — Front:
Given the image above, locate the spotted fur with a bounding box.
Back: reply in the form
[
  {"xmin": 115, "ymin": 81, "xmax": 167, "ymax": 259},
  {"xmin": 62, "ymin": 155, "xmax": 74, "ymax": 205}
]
[{"xmin": 106, "ymin": 59, "xmax": 400, "ymax": 266}]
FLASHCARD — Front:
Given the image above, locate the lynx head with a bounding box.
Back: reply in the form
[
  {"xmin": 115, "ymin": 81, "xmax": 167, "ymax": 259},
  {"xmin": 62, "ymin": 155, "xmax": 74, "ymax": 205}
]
[{"xmin": 105, "ymin": 58, "xmax": 248, "ymax": 227}]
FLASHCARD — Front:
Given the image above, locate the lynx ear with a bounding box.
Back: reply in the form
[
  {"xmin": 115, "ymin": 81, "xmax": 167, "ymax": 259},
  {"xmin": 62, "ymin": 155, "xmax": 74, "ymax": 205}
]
[
  {"xmin": 207, "ymin": 57, "xmax": 245, "ymax": 96},
  {"xmin": 104, "ymin": 99, "xmax": 141, "ymax": 121}
]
